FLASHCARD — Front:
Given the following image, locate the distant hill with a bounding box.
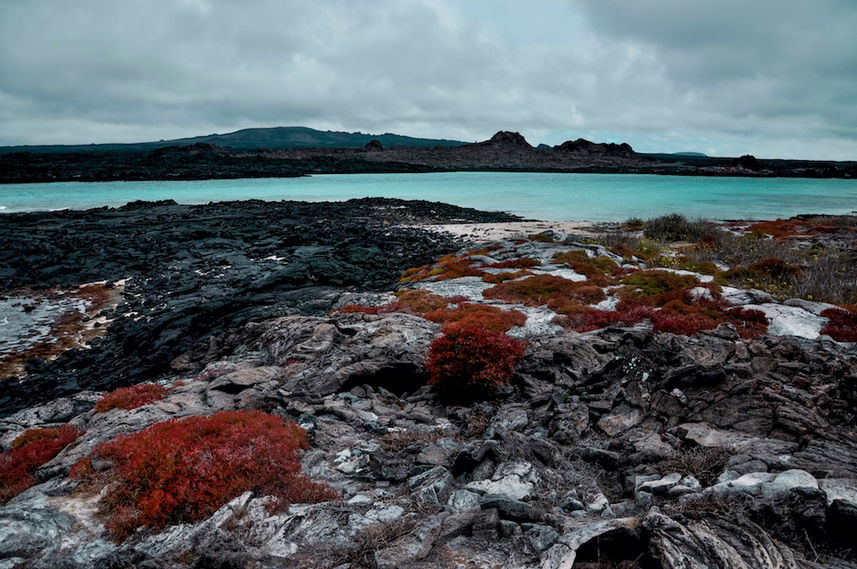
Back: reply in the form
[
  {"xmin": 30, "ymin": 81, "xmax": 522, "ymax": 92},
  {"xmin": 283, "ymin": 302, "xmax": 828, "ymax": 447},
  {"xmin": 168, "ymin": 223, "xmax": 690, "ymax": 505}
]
[
  {"xmin": 0, "ymin": 126, "xmax": 469, "ymax": 154},
  {"xmin": 671, "ymin": 151, "xmax": 708, "ymax": 157}
]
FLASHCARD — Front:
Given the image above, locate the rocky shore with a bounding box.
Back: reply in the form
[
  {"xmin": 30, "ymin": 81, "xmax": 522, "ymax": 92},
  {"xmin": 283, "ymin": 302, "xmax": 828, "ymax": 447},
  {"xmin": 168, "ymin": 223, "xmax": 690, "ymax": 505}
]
[
  {"xmin": 3, "ymin": 131, "xmax": 856, "ymax": 183},
  {"xmin": 1, "ymin": 201, "xmax": 856, "ymax": 568}
]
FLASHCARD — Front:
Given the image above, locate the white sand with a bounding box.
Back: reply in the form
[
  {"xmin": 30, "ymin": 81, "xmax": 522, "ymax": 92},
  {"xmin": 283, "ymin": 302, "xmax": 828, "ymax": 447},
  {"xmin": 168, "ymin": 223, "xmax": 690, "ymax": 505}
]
[{"xmin": 417, "ymin": 221, "xmax": 615, "ymax": 242}]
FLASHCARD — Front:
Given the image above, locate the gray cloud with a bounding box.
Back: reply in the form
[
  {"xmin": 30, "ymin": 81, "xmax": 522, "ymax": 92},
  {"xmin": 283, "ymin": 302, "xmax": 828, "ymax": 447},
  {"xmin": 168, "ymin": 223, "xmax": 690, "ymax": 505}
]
[{"xmin": 0, "ymin": 0, "xmax": 855, "ymax": 159}]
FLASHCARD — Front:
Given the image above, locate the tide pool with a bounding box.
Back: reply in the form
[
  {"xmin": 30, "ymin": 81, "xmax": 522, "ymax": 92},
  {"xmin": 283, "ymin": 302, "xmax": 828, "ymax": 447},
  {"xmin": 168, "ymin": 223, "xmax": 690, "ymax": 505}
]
[{"xmin": 2, "ymin": 172, "xmax": 856, "ymax": 221}]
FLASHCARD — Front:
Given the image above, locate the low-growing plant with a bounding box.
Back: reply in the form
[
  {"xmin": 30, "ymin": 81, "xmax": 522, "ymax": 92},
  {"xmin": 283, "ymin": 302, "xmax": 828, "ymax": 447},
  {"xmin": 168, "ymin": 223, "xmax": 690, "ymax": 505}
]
[
  {"xmin": 426, "ymin": 324, "xmax": 526, "ymax": 403},
  {"xmin": 1, "ymin": 424, "xmax": 83, "ymax": 504},
  {"xmin": 529, "ymin": 232, "xmax": 555, "ymax": 243},
  {"xmin": 745, "ymin": 218, "xmax": 804, "ymax": 240},
  {"xmin": 652, "ymin": 255, "xmax": 720, "ymax": 276},
  {"xmin": 552, "ymin": 250, "xmax": 622, "ymax": 281},
  {"xmin": 424, "ymin": 303, "xmax": 527, "ymax": 333},
  {"xmin": 557, "ymin": 304, "xmax": 655, "ymax": 333},
  {"xmin": 394, "ymin": 290, "xmax": 448, "ymax": 313},
  {"xmin": 721, "ymin": 258, "xmax": 801, "ymax": 298},
  {"xmin": 486, "ymin": 257, "xmax": 540, "ymax": 269},
  {"xmin": 622, "ymin": 217, "xmax": 645, "ymax": 231},
  {"xmin": 619, "ymin": 270, "xmax": 701, "ymax": 302},
  {"xmin": 643, "ymin": 214, "xmax": 718, "ymax": 243},
  {"xmin": 338, "ymin": 303, "xmax": 399, "ymax": 315},
  {"xmin": 399, "ymin": 254, "xmax": 482, "ymax": 283},
  {"xmin": 95, "ymin": 383, "xmax": 169, "ymax": 413},
  {"xmin": 792, "ymin": 250, "xmax": 857, "ymax": 305},
  {"xmin": 820, "ymin": 308, "xmax": 857, "ymax": 342},
  {"xmin": 484, "ymin": 274, "xmax": 592, "ymax": 306},
  {"xmin": 660, "ymin": 446, "xmax": 730, "ymax": 487},
  {"xmin": 71, "ymin": 410, "xmax": 337, "ymax": 541},
  {"xmin": 482, "ymin": 269, "xmax": 532, "ymax": 284}
]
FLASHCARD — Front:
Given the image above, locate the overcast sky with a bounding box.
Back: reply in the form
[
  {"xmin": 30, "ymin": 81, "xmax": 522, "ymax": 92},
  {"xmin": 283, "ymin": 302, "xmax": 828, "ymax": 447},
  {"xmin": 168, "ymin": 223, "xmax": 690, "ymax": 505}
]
[{"xmin": 1, "ymin": 0, "xmax": 856, "ymax": 159}]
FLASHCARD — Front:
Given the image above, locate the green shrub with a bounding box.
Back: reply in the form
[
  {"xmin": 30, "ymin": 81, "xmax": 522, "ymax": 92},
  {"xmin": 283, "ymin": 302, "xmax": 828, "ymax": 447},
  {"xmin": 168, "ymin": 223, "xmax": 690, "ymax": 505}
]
[{"xmin": 643, "ymin": 214, "xmax": 718, "ymax": 243}]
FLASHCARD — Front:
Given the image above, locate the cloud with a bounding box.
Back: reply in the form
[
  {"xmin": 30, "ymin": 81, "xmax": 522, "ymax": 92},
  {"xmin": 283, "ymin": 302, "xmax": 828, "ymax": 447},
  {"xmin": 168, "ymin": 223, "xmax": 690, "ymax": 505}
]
[{"xmin": 0, "ymin": 0, "xmax": 855, "ymax": 159}]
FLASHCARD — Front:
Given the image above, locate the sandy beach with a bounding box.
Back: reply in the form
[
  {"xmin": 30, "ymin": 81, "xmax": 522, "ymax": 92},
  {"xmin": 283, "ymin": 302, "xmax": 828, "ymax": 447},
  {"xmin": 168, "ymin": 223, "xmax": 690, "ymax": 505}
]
[{"xmin": 418, "ymin": 220, "xmax": 618, "ymax": 242}]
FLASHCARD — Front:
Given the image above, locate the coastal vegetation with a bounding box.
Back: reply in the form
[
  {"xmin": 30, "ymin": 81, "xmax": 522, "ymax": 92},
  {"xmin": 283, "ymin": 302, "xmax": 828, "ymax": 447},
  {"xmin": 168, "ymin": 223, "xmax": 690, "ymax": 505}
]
[
  {"xmin": 70, "ymin": 410, "xmax": 337, "ymax": 541},
  {"xmin": 1, "ymin": 425, "xmax": 83, "ymax": 503},
  {"xmin": 94, "ymin": 383, "xmax": 168, "ymax": 413}
]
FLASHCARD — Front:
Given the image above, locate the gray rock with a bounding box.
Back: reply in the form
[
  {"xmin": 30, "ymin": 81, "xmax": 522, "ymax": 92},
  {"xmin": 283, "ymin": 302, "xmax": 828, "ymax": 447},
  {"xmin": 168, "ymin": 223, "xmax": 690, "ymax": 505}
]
[
  {"xmin": 447, "ymin": 490, "xmax": 481, "ymax": 514},
  {"xmin": 408, "ymin": 466, "xmax": 454, "ymax": 507},
  {"xmin": 638, "ymin": 473, "xmax": 682, "ymax": 495},
  {"xmin": 819, "ymin": 478, "xmax": 857, "ymax": 507},
  {"xmin": 541, "ymin": 518, "xmax": 641, "ymax": 569},
  {"xmin": 596, "ymin": 404, "xmax": 642, "ymax": 436}
]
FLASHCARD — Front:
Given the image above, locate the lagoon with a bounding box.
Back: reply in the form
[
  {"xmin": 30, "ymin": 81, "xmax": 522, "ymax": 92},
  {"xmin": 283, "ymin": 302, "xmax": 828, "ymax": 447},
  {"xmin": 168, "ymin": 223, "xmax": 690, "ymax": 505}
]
[{"xmin": 2, "ymin": 172, "xmax": 856, "ymax": 221}]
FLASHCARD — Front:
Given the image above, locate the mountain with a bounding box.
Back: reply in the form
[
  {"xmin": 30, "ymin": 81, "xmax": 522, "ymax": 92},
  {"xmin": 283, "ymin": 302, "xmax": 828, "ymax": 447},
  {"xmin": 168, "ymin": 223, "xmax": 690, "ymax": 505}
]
[{"xmin": 0, "ymin": 126, "xmax": 469, "ymax": 154}]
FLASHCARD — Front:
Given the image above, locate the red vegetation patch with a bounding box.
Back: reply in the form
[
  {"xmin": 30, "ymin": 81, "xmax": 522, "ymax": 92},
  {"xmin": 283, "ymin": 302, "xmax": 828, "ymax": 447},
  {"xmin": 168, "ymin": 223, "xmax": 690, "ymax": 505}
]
[
  {"xmin": 745, "ymin": 217, "xmax": 847, "ymax": 240},
  {"xmin": 821, "ymin": 308, "xmax": 857, "ymax": 342},
  {"xmin": 95, "ymin": 383, "xmax": 168, "ymax": 413},
  {"xmin": 424, "ymin": 303, "xmax": 527, "ymax": 333},
  {"xmin": 338, "ymin": 303, "xmax": 398, "ymax": 315},
  {"xmin": 746, "ymin": 218, "xmax": 804, "ymax": 240},
  {"xmin": 482, "ymin": 270, "xmax": 532, "ymax": 284},
  {"xmin": 339, "ymin": 291, "xmax": 449, "ymax": 317},
  {"xmin": 400, "ymin": 254, "xmax": 483, "ymax": 283},
  {"xmin": 395, "ymin": 290, "xmax": 448, "ymax": 313},
  {"xmin": 557, "ymin": 305, "xmax": 655, "ymax": 332},
  {"xmin": 1, "ymin": 425, "xmax": 83, "ymax": 504},
  {"xmin": 556, "ymin": 297, "xmax": 768, "ymax": 338},
  {"xmin": 426, "ymin": 324, "xmax": 526, "ymax": 403},
  {"xmin": 71, "ymin": 410, "xmax": 337, "ymax": 541},
  {"xmin": 486, "ymin": 258, "xmax": 540, "ymax": 269},
  {"xmin": 484, "ymin": 274, "xmax": 593, "ymax": 306},
  {"xmin": 723, "ymin": 307, "xmax": 769, "ymax": 338}
]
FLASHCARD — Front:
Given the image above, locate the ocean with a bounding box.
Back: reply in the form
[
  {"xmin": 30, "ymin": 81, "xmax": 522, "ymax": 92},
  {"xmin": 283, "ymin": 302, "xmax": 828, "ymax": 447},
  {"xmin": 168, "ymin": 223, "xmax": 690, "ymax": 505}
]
[{"xmin": 2, "ymin": 172, "xmax": 856, "ymax": 221}]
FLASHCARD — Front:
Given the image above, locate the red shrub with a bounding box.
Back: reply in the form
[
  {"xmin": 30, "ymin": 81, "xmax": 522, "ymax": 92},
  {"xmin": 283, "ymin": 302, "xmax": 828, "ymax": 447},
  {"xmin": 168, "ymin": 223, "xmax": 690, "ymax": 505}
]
[
  {"xmin": 424, "ymin": 303, "xmax": 527, "ymax": 333},
  {"xmin": 821, "ymin": 308, "xmax": 857, "ymax": 342},
  {"xmin": 95, "ymin": 383, "xmax": 168, "ymax": 413},
  {"xmin": 426, "ymin": 324, "xmax": 526, "ymax": 403},
  {"xmin": 651, "ymin": 311, "xmax": 719, "ymax": 335},
  {"xmin": 71, "ymin": 410, "xmax": 337, "ymax": 541},
  {"xmin": 1, "ymin": 425, "xmax": 83, "ymax": 504}
]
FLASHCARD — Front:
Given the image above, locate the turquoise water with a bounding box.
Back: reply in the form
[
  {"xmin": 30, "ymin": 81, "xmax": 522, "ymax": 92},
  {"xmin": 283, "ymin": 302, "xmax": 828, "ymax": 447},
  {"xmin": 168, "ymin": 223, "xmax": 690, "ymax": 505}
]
[{"xmin": 1, "ymin": 172, "xmax": 856, "ymax": 221}]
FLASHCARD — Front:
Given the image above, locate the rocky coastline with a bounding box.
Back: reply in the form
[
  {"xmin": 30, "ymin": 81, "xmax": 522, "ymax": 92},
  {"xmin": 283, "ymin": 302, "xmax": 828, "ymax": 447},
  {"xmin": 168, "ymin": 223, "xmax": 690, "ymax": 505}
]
[
  {"xmin": 3, "ymin": 131, "xmax": 856, "ymax": 183},
  {"xmin": 1, "ymin": 200, "xmax": 856, "ymax": 568}
]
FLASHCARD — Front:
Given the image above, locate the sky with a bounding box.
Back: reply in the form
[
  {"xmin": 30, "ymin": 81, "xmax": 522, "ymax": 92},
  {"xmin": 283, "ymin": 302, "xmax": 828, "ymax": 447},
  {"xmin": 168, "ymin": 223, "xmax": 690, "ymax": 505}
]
[{"xmin": 1, "ymin": 0, "xmax": 856, "ymax": 160}]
